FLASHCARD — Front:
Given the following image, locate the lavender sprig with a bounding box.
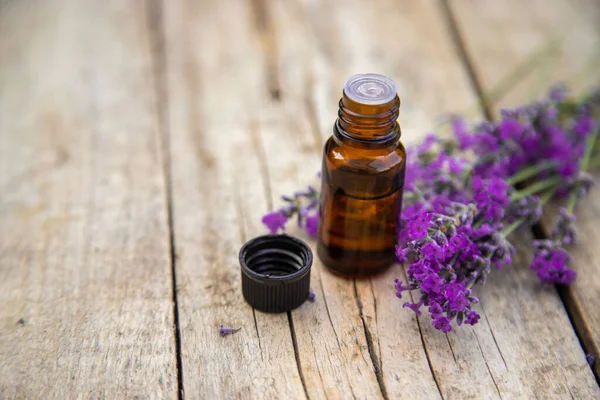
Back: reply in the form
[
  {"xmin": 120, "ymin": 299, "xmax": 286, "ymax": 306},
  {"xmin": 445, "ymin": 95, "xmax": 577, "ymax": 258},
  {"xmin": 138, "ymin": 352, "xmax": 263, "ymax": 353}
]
[{"xmin": 262, "ymin": 184, "xmax": 319, "ymax": 237}]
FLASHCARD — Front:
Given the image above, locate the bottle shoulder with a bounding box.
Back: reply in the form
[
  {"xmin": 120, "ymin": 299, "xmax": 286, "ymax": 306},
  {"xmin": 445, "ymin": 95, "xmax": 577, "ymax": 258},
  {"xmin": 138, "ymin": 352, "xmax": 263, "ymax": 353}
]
[{"xmin": 323, "ymin": 135, "xmax": 406, "ymax": 173}]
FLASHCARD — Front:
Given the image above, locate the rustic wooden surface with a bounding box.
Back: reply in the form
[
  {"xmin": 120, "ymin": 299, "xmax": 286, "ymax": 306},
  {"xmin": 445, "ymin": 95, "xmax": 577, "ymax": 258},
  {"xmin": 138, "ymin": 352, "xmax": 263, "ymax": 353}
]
[
  {"xmin": 0, "ymin": 0, "xmax": 599, "ymax": 398},
  {"xmin": 0, "ymin": 0, "xmax": 177, "ymax": 398}
]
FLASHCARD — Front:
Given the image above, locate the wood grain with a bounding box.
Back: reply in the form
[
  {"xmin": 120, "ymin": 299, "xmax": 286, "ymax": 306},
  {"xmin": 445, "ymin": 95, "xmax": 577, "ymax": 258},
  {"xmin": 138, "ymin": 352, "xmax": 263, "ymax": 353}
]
[
  {"xmin": 449, "ymin": 0, "xmax": 600, "ymax": 380},
  {"xmin": 0, "ymin": 0, "xmax": 177, "ymax": 397}
]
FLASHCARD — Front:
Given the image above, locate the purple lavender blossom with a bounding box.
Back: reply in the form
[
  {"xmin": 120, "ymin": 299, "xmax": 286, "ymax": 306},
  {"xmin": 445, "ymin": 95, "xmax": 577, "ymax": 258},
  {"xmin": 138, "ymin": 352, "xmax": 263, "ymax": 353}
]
[
  {"xmin": 219, "ymin": 326, "xmax": 241, "ymax": 337},
  {"xmin": 394, "ymin": 279, "xmax": 411, "ymax": 299},
  {"xmin": 472, "ymin": 176, "xmax": 510, "ymax": 219},
  {"xmin": 507, "ymin": 195, "xmax": 542, "ymax": 225},
  {"xmin": 586, "ymin": 353, "xmax": 596, "ymax": 366},
  {"xmin": 262, "ymin": 212, "xmax": 288, "ymax": 234},
  {"xmin": 308, "ymin": 290, "xmax": 316, "ymax": 302},
  {"xmin": 552, "ymin": 208, "xmax": 577, "ymax": 246},
  {"xmin": 574, "ymin": 115, "xmax": 594, "ymax": 138},
  {"xmin": 498, "ymin": 119, "xmax": 524, "ymax": 141},
  {"xmin": 406, "ymin": 213, "xmax": 432, "ymax": 240},
  {"xmin": 393, "ymin": 202, "xmax": 489, "ymax": 332},
  {"xmin": 549, "ymin": 84, "xmax": 568, "ymax": 101},
  {"xmin": 465, "ymin": 311, "xmax": 480, "ymax": 325},
  {"xmin": 433, "ymin": 316, "xmax": 452, "ymax": 333},
  {"xmin": 530, "ymin": 249, "xmax": 576, "ymax": 285},
  {"xmin": 452, "ymin": 117, "xmax": 475, "ymax": 150},
  {"xmin": 403, "ymin": 300, "xmax": 424, "ymax": 316},
  {"xmin": 305, "ymin": 214, "xmax": 319, "ymax": 237},
  {"xmin": 395, "ymin": 245, "xmax": 410, "ymax": 263}
]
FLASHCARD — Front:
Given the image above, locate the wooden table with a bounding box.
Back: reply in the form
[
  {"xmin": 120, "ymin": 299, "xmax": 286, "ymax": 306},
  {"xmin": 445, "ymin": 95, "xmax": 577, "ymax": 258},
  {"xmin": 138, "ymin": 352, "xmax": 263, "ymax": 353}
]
[{"xmin": 1, "ymin": 0, "xmax": 599, "ymax": 398}]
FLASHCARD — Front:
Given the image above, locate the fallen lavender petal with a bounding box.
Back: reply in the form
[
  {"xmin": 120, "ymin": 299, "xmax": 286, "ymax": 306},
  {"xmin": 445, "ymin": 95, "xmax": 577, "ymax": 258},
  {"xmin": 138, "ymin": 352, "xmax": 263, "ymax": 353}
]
[{"xmin": 219, "ymin": 326, "xmax": 241, "ymax": 337}]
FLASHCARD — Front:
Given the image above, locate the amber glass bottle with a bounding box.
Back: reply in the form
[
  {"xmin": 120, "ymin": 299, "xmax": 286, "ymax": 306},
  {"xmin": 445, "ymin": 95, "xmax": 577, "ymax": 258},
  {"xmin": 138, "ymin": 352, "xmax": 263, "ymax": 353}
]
[{"xmin": 317, "ymin": 74, "xmax": 406, "ymax": 277}]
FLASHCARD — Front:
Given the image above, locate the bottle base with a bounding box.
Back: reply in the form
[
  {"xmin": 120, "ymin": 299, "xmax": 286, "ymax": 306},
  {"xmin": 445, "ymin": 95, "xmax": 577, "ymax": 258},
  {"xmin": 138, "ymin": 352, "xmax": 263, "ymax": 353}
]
[{"xmin": 317, "ymin": 240, "xmax": 395, "ymax": 278}]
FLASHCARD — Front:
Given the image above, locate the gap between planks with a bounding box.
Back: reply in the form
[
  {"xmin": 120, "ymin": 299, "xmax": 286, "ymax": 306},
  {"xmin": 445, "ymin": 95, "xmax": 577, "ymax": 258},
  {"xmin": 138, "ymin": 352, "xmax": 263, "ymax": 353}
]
[
  {"xmin": 353, "ymin": 280, "xmax": 390, "ymax": 400},
  {"xmin": 144, "ymin": 0, "xmax": 185, "ymax": 398},
  {"xmin": 438, "ymin": 0, "xmax": 494, "ymax": 120}
]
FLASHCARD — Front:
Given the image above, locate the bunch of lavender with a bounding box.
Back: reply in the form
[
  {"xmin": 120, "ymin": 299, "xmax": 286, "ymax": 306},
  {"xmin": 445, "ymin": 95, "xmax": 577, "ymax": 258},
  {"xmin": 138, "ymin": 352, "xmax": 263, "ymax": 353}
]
[
  {"xmin": 263, "ymin": 85, "xmax": 600, "ymax": 333},
  {"xmin": 396, "ymin": 85, "xmax": 598, "ymax": 331},
  {"xmin": 395, "ymin": 152, "xmax": 527, "ymax": 332}
]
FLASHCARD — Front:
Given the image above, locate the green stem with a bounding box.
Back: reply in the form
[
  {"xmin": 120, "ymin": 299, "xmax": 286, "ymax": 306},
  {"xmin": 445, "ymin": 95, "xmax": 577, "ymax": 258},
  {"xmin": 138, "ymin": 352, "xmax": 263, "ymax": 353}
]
[
  {"xmin": 539, "ymin": 187, "xmax": 558, "ymax": 205},
  {"xmin": 510, "ymin": 176, "xmax": 563, "ymax": 202},
  {"xmin": 567, "ymin": 126, "xmax": 600, "ymax": 213},
  {"xmin": 473, "ymin": 218, "xmax": 485, "ymax": 229},
  {"xmin": 502, "ymin": 218, "xmax": 524, "ymax": 238},
  {"xmin": 502, "ymin": 187, "xmax": 557, "ymax": 239},
  {"xmin": 566, "ymin": 190, "xmax": 578, "ymax": 214},
  {"xmin": 449, "ymin": 250, "xmax": 462, "ymax": 267},
  {"xmin": 582, "ymin": 126, "xmax": 600, "ymax": 171},
  {"xmin": 588, "ymin": 155, "xmax": 600, "ymax": 170},
  {"xmin": 463, "ymin": 166, "xmax": 474, "ymax": 187},
  {"xmin": 506, "ymin": 161, "xmax": 558, "ymax": 185}
]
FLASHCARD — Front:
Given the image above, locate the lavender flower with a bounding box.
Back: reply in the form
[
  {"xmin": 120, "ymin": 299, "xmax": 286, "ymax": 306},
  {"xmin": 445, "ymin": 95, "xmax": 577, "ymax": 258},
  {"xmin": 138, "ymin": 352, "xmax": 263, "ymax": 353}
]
[
  {"xmin": 308, "ymin": 290, "xmax": 317, "ymax": 302},
  {"xmin": 505, "ymin": 194, "xmax": 542, "ymax": 225},
  {"xmin": 530, "ymin": 248, "xmax": 576, "ymax": 285},
  {"xmin": 552, "ymin": 208, "xmax": 577, "ymax": 246},
  {"xmin": 472, "ymin": 176, "xmax": 510, "ymax": 219},
  {"xmin": 262, "ymin": 212, "xmax": 288, "ymax": 234},
  {"xmin": 305, "ymin": 214, "xmax": 319, "ymax": 237},
  {"xmin": 393, "ymin": 203, "xmax": 486, "ymax": 332}
]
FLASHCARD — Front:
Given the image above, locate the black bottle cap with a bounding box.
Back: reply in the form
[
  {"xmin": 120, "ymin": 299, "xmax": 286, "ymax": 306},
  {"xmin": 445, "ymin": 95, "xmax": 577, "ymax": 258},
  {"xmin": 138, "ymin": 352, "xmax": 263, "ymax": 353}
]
[{"xmin": 239, "ymin": 234, "xmax": 312, "ymax": 313}]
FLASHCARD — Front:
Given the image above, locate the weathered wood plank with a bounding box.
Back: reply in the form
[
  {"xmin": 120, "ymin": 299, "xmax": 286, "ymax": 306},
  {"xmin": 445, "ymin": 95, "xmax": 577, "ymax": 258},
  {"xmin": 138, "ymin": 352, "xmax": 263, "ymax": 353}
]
[
  {"xmin": 449, "ymin": 0, "xmax": 600, "ymax": 380},
  {"xmin": 0, "ymin": 0, "xmax": 177, "ymax": 397},
  {"xmin": 161, "ymin": 0, "xmax": 307, "ymax": 397}
]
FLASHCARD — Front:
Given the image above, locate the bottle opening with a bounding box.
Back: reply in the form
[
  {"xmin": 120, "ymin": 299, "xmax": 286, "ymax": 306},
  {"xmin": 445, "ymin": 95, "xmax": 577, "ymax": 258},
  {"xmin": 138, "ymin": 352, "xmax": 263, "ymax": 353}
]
[{"xmin": 344, "ymin": 73, "xmax": 397, "ymax": 105}]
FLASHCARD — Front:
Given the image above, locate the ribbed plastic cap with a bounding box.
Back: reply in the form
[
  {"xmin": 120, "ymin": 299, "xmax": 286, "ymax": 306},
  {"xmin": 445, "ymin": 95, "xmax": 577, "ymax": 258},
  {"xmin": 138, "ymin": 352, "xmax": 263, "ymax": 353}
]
[
  {"xmin": 344, "ymin": 73, "xmax": 397, "ymax": 105},
  {"xmin": 239, "ymin": 234, "xmax": 312, "ymax": 313}
]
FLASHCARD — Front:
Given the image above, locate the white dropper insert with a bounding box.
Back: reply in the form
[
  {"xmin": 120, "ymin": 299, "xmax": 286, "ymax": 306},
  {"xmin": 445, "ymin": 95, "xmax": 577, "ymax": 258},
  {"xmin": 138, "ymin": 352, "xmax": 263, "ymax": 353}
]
[{"xmin": 344, "ymin": 73, "xmax": 397, "ymax": 105}]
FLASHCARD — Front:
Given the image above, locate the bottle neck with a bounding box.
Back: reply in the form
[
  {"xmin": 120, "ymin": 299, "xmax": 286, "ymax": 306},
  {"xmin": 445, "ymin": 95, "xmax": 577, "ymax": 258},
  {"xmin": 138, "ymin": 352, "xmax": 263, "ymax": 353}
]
[{"xmin": 335, "ymin": 92, "xmax": 401, "ymax": 143}]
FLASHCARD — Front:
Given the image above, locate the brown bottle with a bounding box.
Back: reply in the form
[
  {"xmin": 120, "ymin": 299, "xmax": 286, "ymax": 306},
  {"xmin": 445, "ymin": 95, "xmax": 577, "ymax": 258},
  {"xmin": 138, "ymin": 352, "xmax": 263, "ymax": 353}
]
[{"xmin": 317, "ymin": 74, "xmax": 406, "ymax": 277}]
